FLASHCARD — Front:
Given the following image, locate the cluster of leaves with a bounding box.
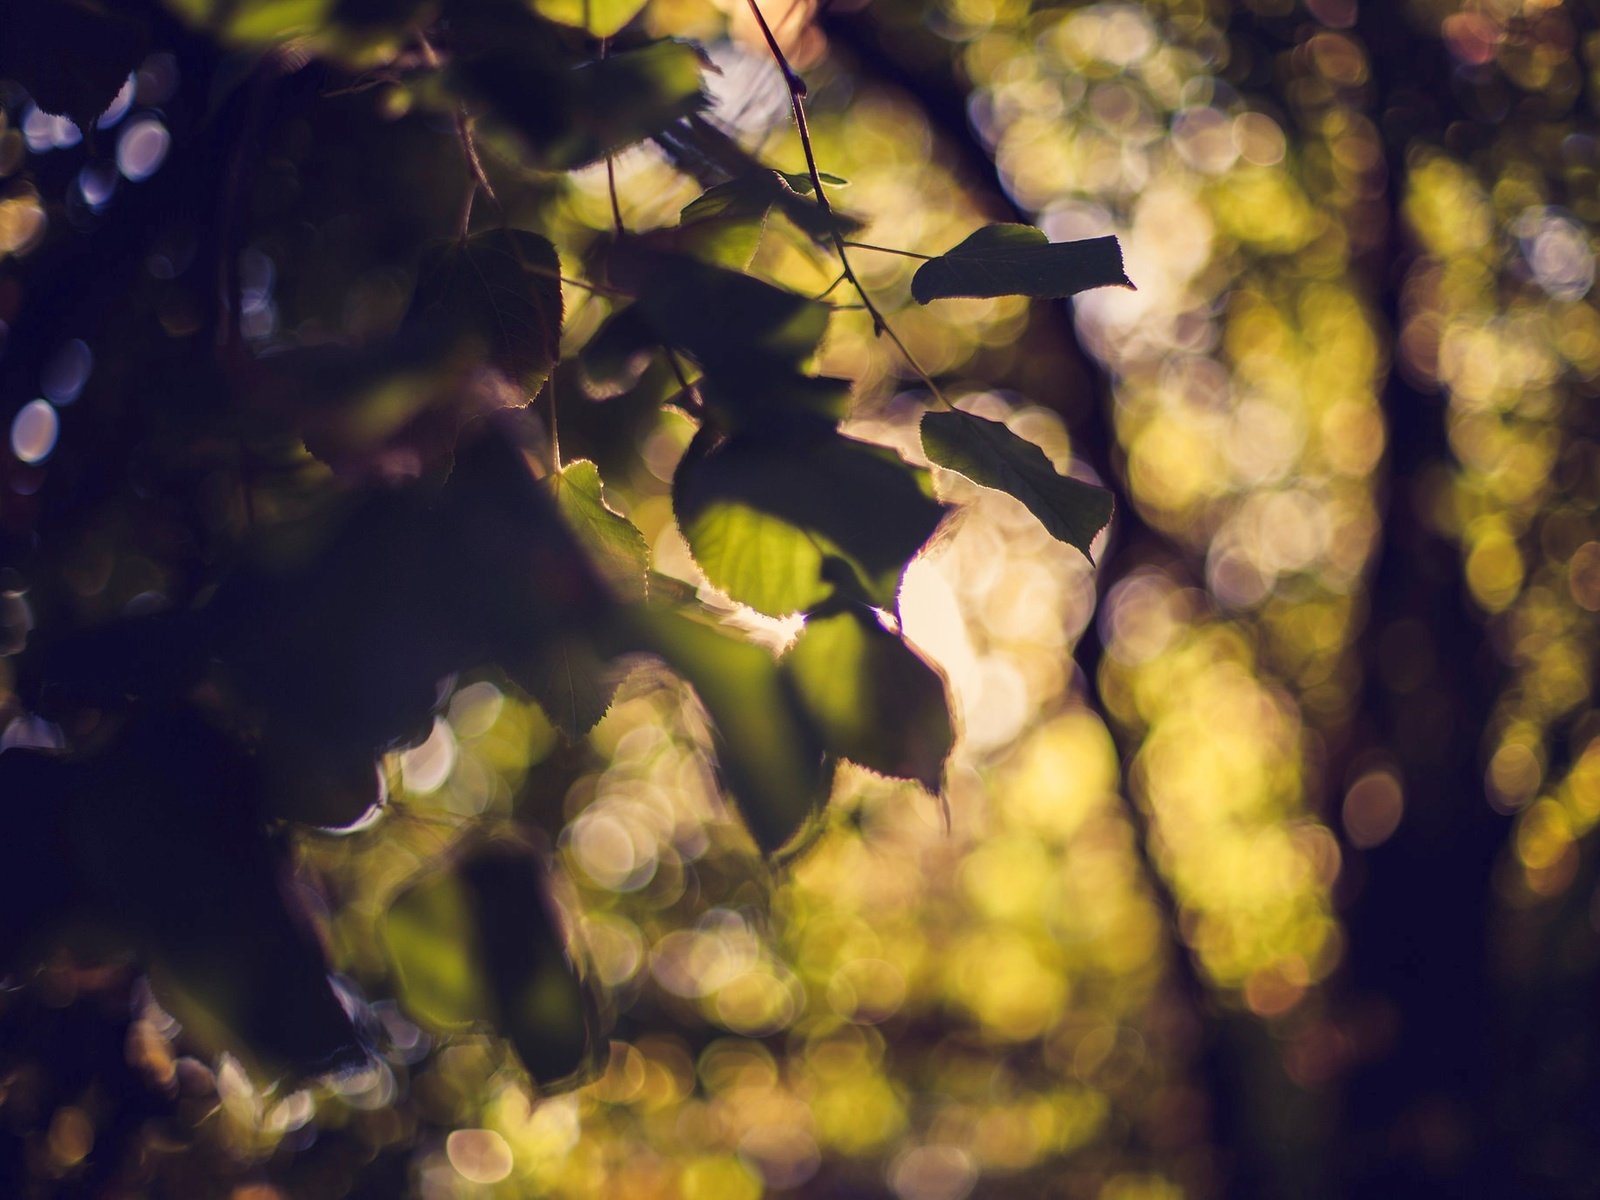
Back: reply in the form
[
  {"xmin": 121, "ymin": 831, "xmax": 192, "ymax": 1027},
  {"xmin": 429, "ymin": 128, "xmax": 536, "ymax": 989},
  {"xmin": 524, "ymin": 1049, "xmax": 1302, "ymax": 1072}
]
[{"xmin": 0, "ymin": 0, "xmax": 1125, "ymax": 1099}]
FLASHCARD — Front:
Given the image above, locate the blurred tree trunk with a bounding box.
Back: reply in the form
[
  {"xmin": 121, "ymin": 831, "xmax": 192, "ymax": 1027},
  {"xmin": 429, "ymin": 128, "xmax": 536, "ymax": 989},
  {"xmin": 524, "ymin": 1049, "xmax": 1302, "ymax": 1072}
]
[{"xmin": 1330, "ymin": 4, "xmax": 1514, "ymax": 1194}]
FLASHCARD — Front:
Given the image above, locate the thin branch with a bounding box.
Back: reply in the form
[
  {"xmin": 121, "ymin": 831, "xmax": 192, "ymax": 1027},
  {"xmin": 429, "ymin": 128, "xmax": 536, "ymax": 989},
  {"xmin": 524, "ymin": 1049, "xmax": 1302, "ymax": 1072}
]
[
  {"xmin": 417, "ymin": 32, "xmax": 499, "ymax": 241},
  {"xmin": 664, "ymin": 348, "xmax": 706, "ymax": 418},
  {"xmin": 813, "ymin": 271, "xmax": 848, "ymax": 300},
  {"xmin": 841, "ymin": 239, "xmax": 933, "ymax": 260},
  {"xmin": 601, "ymin": 36, "xmax": 627, "ymax": 235},
  {"xmin": 544, "ymin": 376, "xmax": 561, "ymax": 470},
  {"xmin": 742, "ymin": 0, "xmax": 953, "ymax": 408}
]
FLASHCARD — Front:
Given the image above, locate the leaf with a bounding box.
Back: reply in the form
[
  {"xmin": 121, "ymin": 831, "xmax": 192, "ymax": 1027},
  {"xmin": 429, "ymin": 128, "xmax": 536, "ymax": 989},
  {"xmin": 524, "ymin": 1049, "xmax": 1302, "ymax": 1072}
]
[
  {"xmin": 0, "ymin": 0, "xmax": 148, "ymax": 129},
  {"xmin": 512, "ymin": 637, "xmax": 625, "ymax": 738},
  {"xmin": 549, "ymin": 460, "xmax": 649, "ymax": 600},
  {"xmin": 258, "ymin": 738, "xmax": 386, "ymax": 830},
  {"xmin": 623, "ymin": 251, "xmax": 850, "ymax": 425},
  {"xmin": 634, "ymin": 252, "xmax": 830, "ymax": 370},
  {"xmin": 633, "ymin": 608, "xmax": 830, "ymax": 854},
  {"xmin": 382, "ymin": 840, "xmax": 599, "ymax": 1086},
  {"xmin": 407, "ymin": 229, "xmax": 563, "ymax": 397},
  {"xmin": 674, "ymin": 426, "xmax": 949, "ymax": 617},
  {"xmin": 68, "ymin": 707, "xmax": 364, "ymax": 1079},
  {"xmin": 911, "ymin": 225, "xmax": 1131, "ymax": 304},
  {"xmin": 170, "ymin": 0, "xmax": 426, "ymax": 62},
  {"xmin": 679, "ymin": 170, "xmax": 861, "ymax": 241},
  {"xmin": 461, "ymin": 39, "xmax": 709, "ymax": 170},
  {"xmin": 921, "ymin": 408, "xmax": 1113, "ymax": 561},
  {"xmin": 782, "ymin": 606, "xmax": 953, "ymax": 792},
  {"xmin": 0, "ymin": 748, "xmax": 80, "ymax": 976},
  {"xmin": 530, "ymin": 0, "xmax": 648, "ymax": 38},
  {"xmin": 579, "ymin": 304, "xmax": 659, "ymax": 397}
]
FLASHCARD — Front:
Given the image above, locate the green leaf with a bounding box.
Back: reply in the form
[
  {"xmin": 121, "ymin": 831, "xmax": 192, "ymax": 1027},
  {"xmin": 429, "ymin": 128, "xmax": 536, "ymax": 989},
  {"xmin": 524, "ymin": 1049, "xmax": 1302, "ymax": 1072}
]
[
  {"xmin": 382, "ymin": 840, "xmax": 599, "ymax": 1086},
  {"xmin": 680, "ymin": 170, "xmax": 861, "ymax": 241},
  {"xmin": 911, "ymin": 225, "xmax": 1131, "ymax": 304},
  {"xmin": 408, "ymin": 229, "xmax": 563, "ymax": 397},
  {"xmin": 549, "ymin": 460, "xmax": 648, "ymax": 601},
  {"xmin": 778, "ymin": 170, "xmax": 849, "ymax": 193},
  {"xmin": 921, "ymin": 408, "xmax": 1113, "ymax": 561},
  {"xmin": 674, "ymin": 426, "xmax": 949, "ymax": 617},
  {"xmin": 634, "ymin": 608, "xmax": 830, "ymax": 854},
  {"xmin": 782, "ymin": 607, "xmax": 953, "ymax": 791},
  {"xmin": 169, "ymin": 0, "xmax": 424, "ymax": 62},
  {"xmin": 530, "ymin": 0, "xmax": 648, "ymax": 37},
  {"xmin": 461, "ymin": 39, "xmax": 709, "ymax": 170}
]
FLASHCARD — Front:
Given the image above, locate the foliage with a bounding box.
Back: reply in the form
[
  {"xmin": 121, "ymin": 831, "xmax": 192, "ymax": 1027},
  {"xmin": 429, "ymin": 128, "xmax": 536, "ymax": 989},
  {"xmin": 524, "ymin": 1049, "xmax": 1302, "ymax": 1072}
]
[
  {"xmin": 7, "ymin": 0, "xmax": 1600, "ymax": 1197},
  {"xmin": 0, "ymin": 0, "xmax": 1119, "ymax": 1181}
]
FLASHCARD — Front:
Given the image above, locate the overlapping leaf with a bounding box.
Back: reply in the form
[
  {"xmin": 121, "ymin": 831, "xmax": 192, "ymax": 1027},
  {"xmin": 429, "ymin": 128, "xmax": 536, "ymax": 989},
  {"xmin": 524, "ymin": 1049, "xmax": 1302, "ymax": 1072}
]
[
  {"xmin": 674, "ymin": 426, "xmax": 949, "ymax": 616},
  {"xmin": 67, "ymin": 708, "xmax": 364, "ymax": 1079},
  {"xmin": 460, "ymin": 38, "xmax": 708, "ymax": 170},
  {"xmin": 610, "ymin": 249, "xmax": 851, "ymax": 425},
  {"xmin": 911, "ymin": 224, "xmax": 1131, "ymax": 303},
  {"xmin": 782, "ymin": 606, "xmax": 953, "ymax": 792},
  {"xmin": 408, "ymin": 229, "xmax": 563, "ymax": 397},
  {"xmin": 679, "ymin": 169, "xmax": 861, "ymax": 242},
  {"xmin": 530, "ymin": 0, "xmax": 648, "ymax": 37},
  {"xmin": 382, "ymin": 840, "xmax": 598, "ymax": 1085},
  {"xmin": 921, "ymin": 408, "xmax": 1113, "ymax": 561},
  {"xmin": 635, "ymin": 608, "xmax": 830, "ymax": 854},
  {"xmin": 549, "ymin": 459, "xmax": 648, "ymax": 601}
]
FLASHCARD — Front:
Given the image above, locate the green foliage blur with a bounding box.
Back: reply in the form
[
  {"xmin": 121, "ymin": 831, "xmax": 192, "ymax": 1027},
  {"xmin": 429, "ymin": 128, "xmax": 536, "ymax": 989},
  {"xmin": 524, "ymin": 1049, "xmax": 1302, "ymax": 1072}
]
[{"xmin": 2, "ymin": 1, "xmax": 1600, "ymax": 1198}]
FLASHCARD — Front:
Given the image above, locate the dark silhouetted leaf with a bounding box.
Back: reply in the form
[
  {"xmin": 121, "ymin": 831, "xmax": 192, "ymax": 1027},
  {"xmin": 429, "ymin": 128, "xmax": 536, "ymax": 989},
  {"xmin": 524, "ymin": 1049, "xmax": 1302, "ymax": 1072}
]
[
  {"xmin": 515, "ymin": 637, "xmax": 626, "ymax": 738},
  {"xmin": 68, "ymin": 708, "xmax": 363, "ymax": 1080},
  {"xmin": 0, "ymin": 748, "xmax": 80, "ymax": 977},
  {"xmin": 408, "ymin": 229, "xmax": 563, "ymax": 397},
  {"xmin": 635, "ymin": 608, "xmax": 830, "ymax": 853},
  {"xmin": 462, "ymin": 39, "xmax": 708, "ymax": 170},
  {"xmin": 382, "ymin": 839, "xmax": 598, "ymax": 1086},
  {"xmin": 782, "ymin": 606, "xmax": 952, "ymax": 791},
  {"xmin": 911, "ymin": 225, "xmax": 1131, "ymax": 304},
  {"xmin": 674, "ymin": 426, "xmax": 949, "ymax": 616},
  {"xmin": 0, "ymin": 0, "xmax": 147, "ymax": 129},
  {"xmin": 621, "ymin": 250, "xmax": 851, "ymax": 425},
  {"xmin": 680, "ymin": 170, "xmax": 861, "ymax": 241},
  {"xmin": 259, "ymin": 739, "xmax": 387, "ymax": 831},
  {"xmin": 579, "ymin": 305, "xmax": 659, "ymax": 398},
  {"xmin": 920, "ymin": 408, "xmax": 1113, "ymax": 561}
]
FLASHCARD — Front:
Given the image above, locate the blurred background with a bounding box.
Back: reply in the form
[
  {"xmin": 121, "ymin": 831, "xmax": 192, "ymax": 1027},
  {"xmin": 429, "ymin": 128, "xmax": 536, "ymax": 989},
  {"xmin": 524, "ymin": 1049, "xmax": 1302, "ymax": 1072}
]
[{"xmin": 3, "ymin": 0, "xmax": 1600, "ymax": 1197}]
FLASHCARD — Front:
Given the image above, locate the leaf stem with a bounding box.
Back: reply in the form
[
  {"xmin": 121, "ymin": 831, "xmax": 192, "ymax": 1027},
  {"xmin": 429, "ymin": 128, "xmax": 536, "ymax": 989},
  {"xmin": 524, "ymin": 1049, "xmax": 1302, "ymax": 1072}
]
[
  {"xmin": 418, "ymin": 32, "xmax": 499, "ymax": 242},
  {"xmin": 601, "ymin": 36, "xmax": 626, "ymax": 235},
  {"xmin": 841, "ymin": 240, "xmax": 933, "ymax": 260},
  {"xmin": 742, "ymin": 0, "xmax": 952, "ymax": 409}
]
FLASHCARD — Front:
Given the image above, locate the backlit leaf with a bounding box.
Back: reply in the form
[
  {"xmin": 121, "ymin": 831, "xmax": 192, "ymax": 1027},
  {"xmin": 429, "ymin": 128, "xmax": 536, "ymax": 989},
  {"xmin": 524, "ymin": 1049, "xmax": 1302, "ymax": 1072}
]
[
  {"xmin": 549, "ymin": 460, "xmax": 648, "ymax": 601},
  {"xmin": 382, "ymin": 840, "xmax": 598, "ymax": 1086},
  {"xmin": 921, "ymin": 408, "xmax": 1112, "ymax": 561},
  {"xmin": 531, "ymin": 0, "xmax": 649, "ymax": 37},
  {"xmin": 635, "ymin": 608, "xmax": 830, "ymax": 854},
  {"xmin": 674, "ymin": 426, "xmax": 949, "ymax": 616},
  {"xmin": 783, "ymin": 607, "xmax": 953, "ymax": 791},
  {"xmin": 911, "ymin": 224, "xmax": 1131, "ymax": 304}
]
